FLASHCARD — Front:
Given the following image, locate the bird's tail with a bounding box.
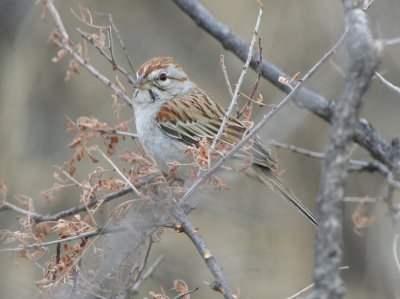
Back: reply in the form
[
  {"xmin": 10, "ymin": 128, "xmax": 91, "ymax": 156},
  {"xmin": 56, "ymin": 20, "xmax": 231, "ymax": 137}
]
[{"xmin": 253, "ymin": 166, "xmax": 318, "ymax": 226}]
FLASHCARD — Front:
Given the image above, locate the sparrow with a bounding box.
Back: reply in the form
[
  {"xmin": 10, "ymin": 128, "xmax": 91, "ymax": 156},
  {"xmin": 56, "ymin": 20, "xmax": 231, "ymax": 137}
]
[{"xmin": 132, "ymin": 56, "xmax": 317, "ymax": 226}]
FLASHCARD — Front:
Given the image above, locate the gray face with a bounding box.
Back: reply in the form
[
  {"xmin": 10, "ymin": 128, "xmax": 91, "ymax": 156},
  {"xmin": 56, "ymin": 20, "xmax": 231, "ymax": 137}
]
[{"xmin": 132, "ymin": 61, "xmax": 196, "ymax": 107}]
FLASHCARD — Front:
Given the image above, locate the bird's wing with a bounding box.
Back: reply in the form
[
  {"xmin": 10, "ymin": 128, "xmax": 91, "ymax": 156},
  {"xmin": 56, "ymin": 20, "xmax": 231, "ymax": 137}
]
[{"xmin": 155, "ymin": 88, "xmax": 277, "ymax": 169}]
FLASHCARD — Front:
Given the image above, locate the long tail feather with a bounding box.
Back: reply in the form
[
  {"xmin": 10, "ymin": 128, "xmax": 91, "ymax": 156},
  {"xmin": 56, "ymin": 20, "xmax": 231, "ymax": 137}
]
[{"xmin": 253, "ymin": 166, "xmax": 318, "ymax": 226}]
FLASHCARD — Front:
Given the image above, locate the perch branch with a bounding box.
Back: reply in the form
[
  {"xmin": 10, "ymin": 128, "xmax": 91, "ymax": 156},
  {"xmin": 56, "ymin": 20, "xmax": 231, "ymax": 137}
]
[{"xmin": 170, "ymin": 205, "xmax": 234, "ymax": 299}]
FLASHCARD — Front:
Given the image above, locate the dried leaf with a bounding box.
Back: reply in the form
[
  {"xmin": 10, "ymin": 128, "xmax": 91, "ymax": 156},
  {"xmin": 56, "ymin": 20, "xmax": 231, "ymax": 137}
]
[
  {"xmin": 18, "ymin": 248, "xmax": 47, "ymax": 261},
  {"xmin": 110, "ymin": 200, "xmax": 135, "ymax": 222},
  {"xmin": 0, "ymin": 181, "xmax": 8, "ymax": 199},
  {"xmin": 352, "ymin": 199, "xmax": 375, "ymax": 235},
  {"xmin": 278, "ymin": 76, "xmax": 290, "ymax": 85},
  {"xmin": 35, "ymin": 221, "xmax": 53, "ymax": 241},
  {"xmin": 173, "ymin": 280, "xmax": 189, "ymax": 299}
]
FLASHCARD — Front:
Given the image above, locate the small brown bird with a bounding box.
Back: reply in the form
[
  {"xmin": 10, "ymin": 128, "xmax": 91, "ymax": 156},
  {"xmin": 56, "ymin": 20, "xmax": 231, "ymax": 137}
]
[{"xmin": 132, "ymin": 57, "xmax": 317, "ymax": 226}]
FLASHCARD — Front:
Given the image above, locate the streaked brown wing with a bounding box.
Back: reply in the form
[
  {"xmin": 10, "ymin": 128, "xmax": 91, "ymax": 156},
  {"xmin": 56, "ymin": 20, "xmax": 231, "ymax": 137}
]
[{"xmin": 155, "ymin": 88, "xmax": 277, "ymax": 170}]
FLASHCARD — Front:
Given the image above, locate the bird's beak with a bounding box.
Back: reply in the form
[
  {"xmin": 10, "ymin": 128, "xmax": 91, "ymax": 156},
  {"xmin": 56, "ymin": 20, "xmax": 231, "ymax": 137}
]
[{"xmin": 133, "ymin": 76, "xmax": 147, "ymax": 90}]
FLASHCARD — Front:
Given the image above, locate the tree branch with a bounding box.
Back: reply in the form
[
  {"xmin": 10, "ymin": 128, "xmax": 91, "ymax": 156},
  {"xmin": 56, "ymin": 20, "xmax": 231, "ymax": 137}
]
[
  {"xmin": 306, "ymin": 1, "xmax": 380, "ymax": 298},
  {"xmin": 0, "ymin": 226, "xmax": 128, "ymax": 253},
  {"xmin": 179, "ymin": 26, "xmax": 348, "ymax": 206},
  {"xmin": 34, "ymin": 187, "xmax": 133, "ymax": 222},
  {"xmin": 170, "ymin": 205, "xmax": 234, "ymax": 299},
  {"xmin": 172, "ymin": 0, "xmax": 394, "ymax": 168}
]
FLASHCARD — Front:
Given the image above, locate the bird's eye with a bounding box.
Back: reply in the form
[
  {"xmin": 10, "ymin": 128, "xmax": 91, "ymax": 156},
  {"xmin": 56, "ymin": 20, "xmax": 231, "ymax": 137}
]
[{"xmin": 159, "ymin": 73, "xmax": 167, "ymax": 81}]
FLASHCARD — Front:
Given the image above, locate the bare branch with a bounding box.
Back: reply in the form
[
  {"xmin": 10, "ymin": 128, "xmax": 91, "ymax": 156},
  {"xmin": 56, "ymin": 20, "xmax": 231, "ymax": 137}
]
[
  {"xmin": 287, "ymin": 266, "xmax": 349, "ymax": 299},
  {"xmin": 219, "ymin": 55, "xmax": 233, "ymax": 98},
  {"xmin": 342, "ymin": 196, "xmax": 382, "ymax": 203},
  {"xmin": 127, "ymin": 255, "xmax": 164, "ymax": 296},
  {"xmin": 237, "ymin": 37, "xmax": 263, "ymax": 119},
  {"xmin": 393, "ymin": 234, "xmax": 400, "ymax": 276},
  {"xmin": 95, "ymin": 12, "xmax": 137, "ymax": 76},
  {"xmin": 172, "ymin": 287, "xmax": 200, "ymax": 299},
  {"xmin": 95, "ymin": 146, "xmax": 142, "ymax": 197},
  {"xmin": 287, "ymin": 282, "xmax": 314, "ymax": 299},
  {"xmin": 0, "ymin": 226, "xmax": 128, "ymax": 253},
  {"xmin": 210, "ymin": 3, "xmax": 263, "ymax": 150},
  {"xmin": 35, "ymin": 187, "xmax": 133, "ymax": 222},
  {"xmin": 0, "ymin": 201, "xmax": 41, "ymax": 218},
  {"xmin": 180, "ymin": 25, "xmax": 348, "ymax": 206},
  {"xmin": 305, "ymin": 1, "xmax": 380, "ymax": 298},
  {"xmin": 76, "ymin": 27, "xmax": 135, "ymax": 84},
  {"xmin": 43, "ymin": 0, "xmax": 132, "ymax": 107},
  {"xmin": 268, "ymin": 139, "xmax": 394, "ymax": 174},
  {"xmin": 172, "ymin": 0, "xmax": 395, "ymax": 169},
  {"xmin": 383, "ymin": 37, "xmax": 400, "ymax": 46},
  {"xmin": 170, "ymin": 206, "xmax": 234, "ymax": 299},
  {"xmin": 374, "ymin": 72, "xmax": 400, "ymax": 96}
]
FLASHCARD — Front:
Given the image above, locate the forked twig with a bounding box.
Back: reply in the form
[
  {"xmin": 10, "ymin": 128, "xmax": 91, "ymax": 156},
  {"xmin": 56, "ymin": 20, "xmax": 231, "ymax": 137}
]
[
  {"xmin": 211, "ymin": 3, "xmax": 264, "ymax": 150},
  {"xmin": 43, "ymin": 0, "xmax": 132, "ymax": 107},
  {"xmin": 95, "ymin": 12, "xmax": 137, "ymax": 76},
  {"xmin": 237, "ymin": 37, "xmax": 263, "ymax": 119},
  {"xmin": 128, "ymin": 255, "xmax": 165, "ymax": 296},
  {"xmin": 76, "ymin": 28, "xmax": 135, "ymax": 84}
]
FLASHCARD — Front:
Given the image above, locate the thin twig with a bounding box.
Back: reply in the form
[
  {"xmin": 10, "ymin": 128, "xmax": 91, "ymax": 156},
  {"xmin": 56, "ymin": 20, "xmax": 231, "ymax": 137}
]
[
  {"xmin": 76, "ymin": 28, "xmax": 135, "ymax": 84},
  {"xmin": 96, "ymin": 12, "xmax": 137, "ymax": 76},
  {"xmin": 363, "ymin": 0, "xmax": 376, "ymax": 10},
  {"xmin": 68, "ymin": 260, "xmax": 81, "ymax": 299},
  {"xmin": 287, "ymin": 282, "xmax": 314, "ymax": 299},
  {"xmin": 128, "ymin": 255, "xmax": 164, "ymax": 296},
  {"xmin": 172, "ymin": 287, "xmax": 200, "ymax": 299},
  {"xmin": 45, "ymin": 0, "xmax": 69, "ymax": 43},
  {"xmin": 210, "ymin": 4, "xmax": 263, "ymax": 150},
  {"xmin": 383, "ymin": 37, "xmax": 400, "ymax": 46},
  {"xmin": 237, "ymin": 36, "xmax": 263, "ymax": 119},
  {"xmin": 33, "ymin": 174, "xmax": 158, "ymax": 223},
  {"xmin": 0, "ymin": 226, "xmax": 128, "ymax": 253},
  {"xmin": 342, "ymin": 196, "xmax": 383, "ymax": 203},
  {"xmin": 219, "ymin": 55, "xmax": 234, "ymax": 98},
  {"xmin": 35, "ymin": 187, "xmax": 133, "ymax": 222},
  {"xmin": 101, "ymin": 130, "xmax": 138, "ymax": 139},
  {"xmin": 43, "ymin": 0, "xmax": 132, "ymax": 107},
  {"xmin": 393, "ymin": 234, "xmax": 400, "ymax": 276},
  {"xmin": 95, "ymin": 146, "xmax": 141, "ymax": 197},
  {"xmin": 121, "ymin": 237, "xmax": 154, "ymax": 296},
  {"xmin": 287, "ymin": 266, "xmax": 349, "ymax": 299},
  {"xmin": 374, "ymin": 72, "xmax": 400, "ymax": 96},
  {"xmin": 268, "ymin": 139, "xmax": 390, "ymax": 173}
]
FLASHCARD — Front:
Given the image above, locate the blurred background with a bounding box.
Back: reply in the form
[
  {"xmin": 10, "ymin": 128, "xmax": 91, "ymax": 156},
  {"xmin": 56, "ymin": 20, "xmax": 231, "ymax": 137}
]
[{"xmin": 0, "ymin": 0, "xmax": 400, "ymax": 298}]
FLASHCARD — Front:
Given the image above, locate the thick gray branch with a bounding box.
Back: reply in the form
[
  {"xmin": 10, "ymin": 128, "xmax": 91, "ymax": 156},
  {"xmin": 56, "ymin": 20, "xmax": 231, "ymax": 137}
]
[
  {"xmin": 306, "ymin": 2, "xmax": 380, "ymax": 299},
  {"xmin": 172, "ymin": 0, "xmax": 394, "ymax": 168},
  {"xmin": 170, "ymin": 205, "xmax": 234, "ymax": 299}
]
